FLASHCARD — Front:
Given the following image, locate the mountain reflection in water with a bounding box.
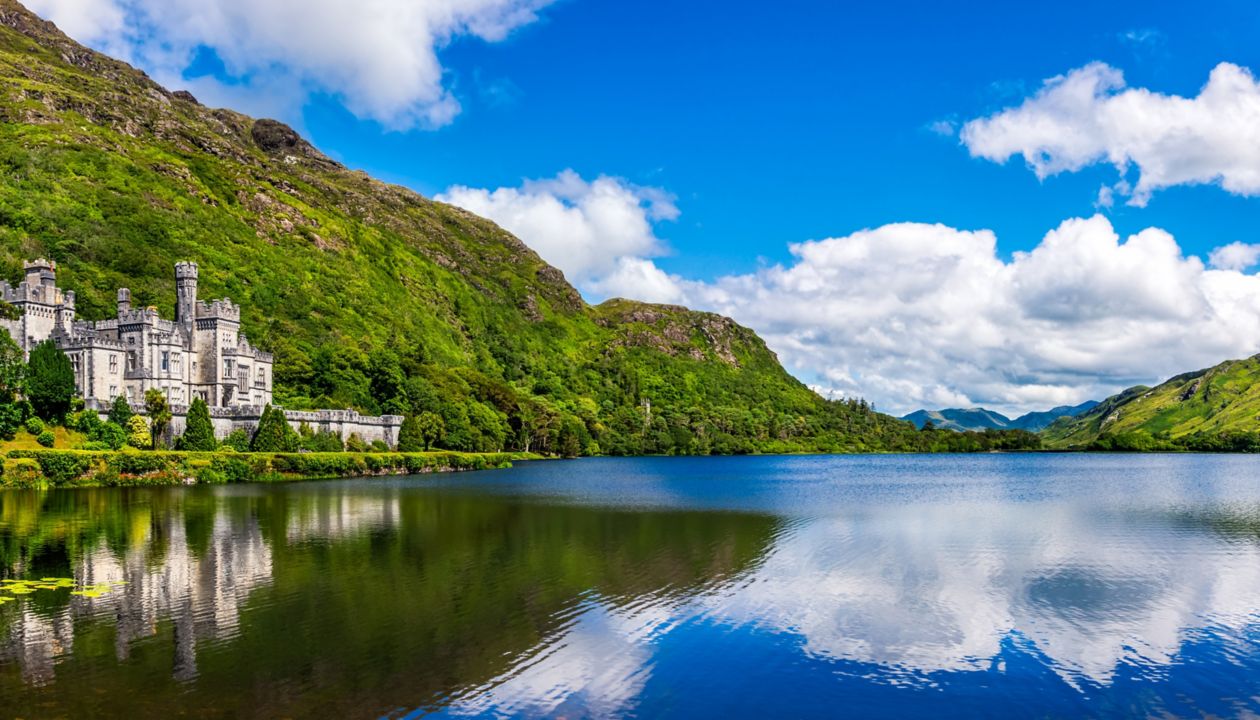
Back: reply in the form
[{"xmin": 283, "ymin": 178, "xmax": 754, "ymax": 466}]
[{"xmin": 2, "ymin": 454, "xmax": 1260, "ymax": 718}]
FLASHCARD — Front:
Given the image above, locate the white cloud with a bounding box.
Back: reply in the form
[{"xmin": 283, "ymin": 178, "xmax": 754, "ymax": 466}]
[
  {"xmin": 702, "ymin": 505, "xmax": 1260, "ymax": 685},
  {"xmin": 24, "ymin": 0, "xmax": 552, "ymax": 129},
  {"xmin": 961, "ymin": 62, "xmax": 1260, "ymax": 205},
  {"xmin": 437, "ymin": 170, "xmax": 680, "ymax": 300},
  {"xmin": 674, "ymin": 216, "xmax": 1260, "ymax": 416},
  {"xmin": 434, "ymin": 169, "xmax": 1260, "ymax": 415},
  {"xmin": 1208, "ymin": 241, "xmax": 1260, "ymax": 272}
]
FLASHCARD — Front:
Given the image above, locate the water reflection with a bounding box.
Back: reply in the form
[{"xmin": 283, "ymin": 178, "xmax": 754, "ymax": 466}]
[
  {"xmin": 1, "ymin": 457, "xmax": 1260, "ymax": 717},
  {"xmin": 0, "ymin": 480, "xmax": 776, "ymax": 718}
]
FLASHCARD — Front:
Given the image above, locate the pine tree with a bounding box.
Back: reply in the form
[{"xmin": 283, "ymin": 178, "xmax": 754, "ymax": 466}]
[
  {"xmin": 108, "ymin": 394, "xmax": 133, "ymax": 427},
  {"xmin": 26, "ymin": 340, "xmax": 75, "ymax": 421},
  {"xmin": 181, "ymin": 397, "xmax": 217, "ymax": 450},
  {"xmin": 250, "ymin": 404, "xmax": 297, "ymax": 452}
]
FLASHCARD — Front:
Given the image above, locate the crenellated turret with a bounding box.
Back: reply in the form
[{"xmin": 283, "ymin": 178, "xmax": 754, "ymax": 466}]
[
  {"xmin": 117, "ymin": 288, "xmax": 131, "ymax": 314},
  {"xmin": 175, "ymin": 261, "xmax": 198, "ymax": 326}
]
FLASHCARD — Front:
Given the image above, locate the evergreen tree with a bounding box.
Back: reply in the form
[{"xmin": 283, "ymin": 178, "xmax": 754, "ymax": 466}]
[
  {"xmin": 26, "ymin": 340, "xmax": 75, "ymax": 422},
  {"xmin": 108, "ymin": 394, "xmax": 133, "ymax": 427},
  {"xmin": 181, "ymin": 397, "xmax": 217, "ymax": 450},
  {"xmin": 144, "ymin": 388, "xmax": 172, "ymax": 449},
  {"xmin": 250, "ymin": 404, "xmax": 298, "ymax": 452},
  {"xmin": 0, "ymin": 329, "xmax": 24, "ymax": 404}
]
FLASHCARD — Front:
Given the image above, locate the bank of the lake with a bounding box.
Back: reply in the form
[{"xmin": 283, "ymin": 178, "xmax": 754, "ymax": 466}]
[{"xmin": 0, "ymin": 449, "xmax": 537, "ymax": 489}]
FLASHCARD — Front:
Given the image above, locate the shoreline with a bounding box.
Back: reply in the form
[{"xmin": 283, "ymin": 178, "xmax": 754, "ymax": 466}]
[{"xmin": 0, "ymin": 449, "xmax": 541, "ymax": 489}]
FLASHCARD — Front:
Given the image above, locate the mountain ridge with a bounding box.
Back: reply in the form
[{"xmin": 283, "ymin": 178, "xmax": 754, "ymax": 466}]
[{"xmin": 902, "ymin": 401, "xmax": 1098, "ymax": 433}]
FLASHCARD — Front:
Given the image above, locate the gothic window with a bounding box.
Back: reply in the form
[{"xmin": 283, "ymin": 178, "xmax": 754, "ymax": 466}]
[
  {"xmin": 109, "ymin": 354, "xmax": 118, "ymax": 373},
  {"xmin": 109, "ymin": 385, "xmax": 118, "ymax": 398},
  {"xmin": 127, "ymin": 351, "xmax": 136, "ymax": 371},
  {"xmin": 161, "ymin": 351, "xmax": 170, "ymax": 371},
  {"xmin": 223, "ymin": 359, "xmax": 234, "ymax": 379}
]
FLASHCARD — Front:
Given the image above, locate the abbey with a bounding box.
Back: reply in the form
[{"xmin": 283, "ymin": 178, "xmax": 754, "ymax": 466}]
[
  {"xmin": 0, "ymin": 259, "xmax": 274, "ymax": 410},
  {"xmin": 0, "ymin": 259, "xmax": 401, "ymax": 446}
]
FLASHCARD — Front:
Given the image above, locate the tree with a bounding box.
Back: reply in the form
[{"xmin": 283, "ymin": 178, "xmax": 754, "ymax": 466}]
[
  {"xmin": 0, "ymin": 329, "xmax": 24, "ymax": 404},
  {"xmin": 397, "ymin": 414, "xmax": 424, "ymax": 452},
  {"xmin": 250, "ymin": 404, "xmax": 298, "ymax": 452},
  {"xmin": 125, "ymin": 415, "xmax": 150, "ymax": 449},
  {"xmin": 144, "ymin": 388, "xmax": 172, "ymax": 449},
  {"xmin": 413, "ymin": 411, "xmax": 445, "ymax": 451},
  {"xmin": 181, "ymin": 397, "xmax": 217, "ymax": 450},
  {"xmin": 108, "ymin": 394, "xmax": 133, "ymax": 427},
  {"xmin": 26, "ymin": 340, "xmax": 75, "ymax": 421}
]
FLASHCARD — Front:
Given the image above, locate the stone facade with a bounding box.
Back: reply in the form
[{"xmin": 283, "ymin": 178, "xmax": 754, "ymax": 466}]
[
  {"xmin": 0, "ymin": 259, "xmax": 402, "ymax": 447},
  {"xmin": 0, "ymin": 259, "xmax": 274, "ymax": 408}
]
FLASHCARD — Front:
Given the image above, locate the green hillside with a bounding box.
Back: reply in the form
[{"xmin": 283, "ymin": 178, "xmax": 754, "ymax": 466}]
[
  {"xmin": 1043, "ymin": 355, "xmax": 1260, "ymax": 450},
  {"xmin": 0, "ymin": 0, "xmax": 954, "ymax": 455}
]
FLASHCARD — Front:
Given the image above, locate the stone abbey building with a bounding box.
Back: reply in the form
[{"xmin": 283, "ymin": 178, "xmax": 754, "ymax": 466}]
[
  {"xmin": 0, "ymin": 259, "xmax": 400, "ymax": 446},
  {"xmin": 1, "ymin": 259, "xmax": 274, "ymax": 408}
]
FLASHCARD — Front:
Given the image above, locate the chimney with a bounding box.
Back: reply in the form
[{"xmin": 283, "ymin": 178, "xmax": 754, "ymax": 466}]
[{"xmin": 117, "ymin": 288, "xmax": 131, "ymax": 314}]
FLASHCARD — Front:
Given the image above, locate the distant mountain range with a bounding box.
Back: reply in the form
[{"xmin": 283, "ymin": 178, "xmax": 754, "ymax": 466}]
[{"xmin": 902, "ymin": 401, "xmax": 1100, "ymax": 433}]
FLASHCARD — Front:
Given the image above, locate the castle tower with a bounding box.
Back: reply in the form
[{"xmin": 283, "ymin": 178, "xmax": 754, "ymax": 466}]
[
  {"xmin": 23, "ymin": 258, "xmax": 56, "ymax": 289},
  {"xmin": 175, "ymin": 262, "xmax": 198, "ymax": 326},
  {"xmin": 117, "ymin": 288, "xmax": 131, "ymax": 315}
]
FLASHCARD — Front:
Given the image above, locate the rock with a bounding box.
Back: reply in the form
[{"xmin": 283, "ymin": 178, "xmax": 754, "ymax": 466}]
[
  {"xmin": 251, "ymin": 119, "xmax": 301, "ymax": 153},
  {"xmin": 172, "ymin": 89, "xmax": 199, "ymax": 105}
]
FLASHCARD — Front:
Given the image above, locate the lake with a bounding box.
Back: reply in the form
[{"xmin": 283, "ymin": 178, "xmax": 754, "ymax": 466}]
[{"xmin": 3, "ymin": 454, "xmax": 1260, "ymax": 718}]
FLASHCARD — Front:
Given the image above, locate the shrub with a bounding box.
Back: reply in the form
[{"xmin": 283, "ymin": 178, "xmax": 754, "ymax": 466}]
[
  {"xmin": 24, "ymin": 417, "xmax": 44, "ymax": 436},
  {"xmin": 370, "ymin": 439, "xmax": 389, "ymax": 453},
  {"xmin": 78, "ymin": 441, "xmax": 111, "ymax": 451},
  {"xmin": 345, "ymin": 433, "xmax": 367, "ymax": 452},
  {"xmin": 91, "ymin": 421, "xmax": 128, "ymax": 451},
  {"xmin": 35, "ymin": 430, "xmax": 54, "ymax": 448},
  {"xmin": 222, "ymin": 429, "xmax": 251, "ymax": 452},
  {"xmin": 126, "ymin": 415, "xmax": 150, "ymax": 449},
  {"xmin": 108, "ymin": 395, "xmax": 133, "ymax": 427}
]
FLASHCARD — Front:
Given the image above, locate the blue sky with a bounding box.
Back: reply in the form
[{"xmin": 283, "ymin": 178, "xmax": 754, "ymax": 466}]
[
  {"xmin": 295, "ymin": 0, "xmax": 1260, "ymax": 277},
  {"xmin": 25, "ymin": 0, "xmax": 1260, "ymax": 414}
]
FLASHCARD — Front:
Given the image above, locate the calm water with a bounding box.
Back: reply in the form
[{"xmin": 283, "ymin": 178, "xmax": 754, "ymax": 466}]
[{"xmin": 3, "ymin": 455, "xmax": 1260, "ymax": 718}]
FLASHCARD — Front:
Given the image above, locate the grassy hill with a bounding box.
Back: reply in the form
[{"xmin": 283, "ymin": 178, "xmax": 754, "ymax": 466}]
[
  {"xmin": 1043, "ymin": 356, "xmax": 1260, "ymax": 450},
  {"xmin": 0, "ymin": 0, "xmax": 943, "ymax": 455}
]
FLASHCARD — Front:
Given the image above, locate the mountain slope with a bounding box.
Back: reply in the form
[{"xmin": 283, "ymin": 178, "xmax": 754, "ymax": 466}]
[
  {"xmin": 1043, "ymin": 356, "xmax": 1260, "ymax": 448},
  {"xmin": 902, "ymin": 408, "xmax": 1011, "ymax": 432},
  {"xmin": 902, "ymin": 402, "xmax": 1097, "ymax": 433},
  {"xmin": 1008, "ymin": 401, "xmax": 1099, "ymax": 431},
  {"xmin": 0, "ymin": 0, "xmax": 932, "ymax": 455}
]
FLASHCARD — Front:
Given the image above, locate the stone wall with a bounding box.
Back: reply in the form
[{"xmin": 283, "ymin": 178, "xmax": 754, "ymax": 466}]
[{"xmin": 86, "ymin": 401, "xmax": 404, "ymax": 448}]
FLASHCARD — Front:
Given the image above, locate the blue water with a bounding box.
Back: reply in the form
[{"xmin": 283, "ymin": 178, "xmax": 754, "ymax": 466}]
[
  {"xmin": 4, "ymin": 453, "xmax": 1260, "ymax": 718},
  {"xmin": 422, "ymin": 454, "xmax": 1260, "ymax": 718}
]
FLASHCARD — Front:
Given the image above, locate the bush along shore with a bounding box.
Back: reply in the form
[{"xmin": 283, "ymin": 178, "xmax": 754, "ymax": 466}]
[{"xmin": 0, "ymin": 449, "xmax": 536, "ymax": 489}]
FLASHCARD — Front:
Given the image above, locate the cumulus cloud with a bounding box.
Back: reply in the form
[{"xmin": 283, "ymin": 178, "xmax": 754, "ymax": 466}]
[
  {"xmin": 24, "ymin": 0, "xmax": 552, "ymax": 129},
  {"xmin": 961, "ymin": 62, "xmax": 1260, "ymax": 205},
  {"xmin": 437, "ymin": 171, "xmax": 681, "ymax": 300},
  {"xmin": 435, "ymin": 168, "xmax": 1260, "ymax": 416},
  {"xmin": 633, "ymin": 216, "xmax": 1260, "ymax": 416},
  {"xmin": 1208, "ymin": 241, "xmax": 1260, "ymax": 272}
]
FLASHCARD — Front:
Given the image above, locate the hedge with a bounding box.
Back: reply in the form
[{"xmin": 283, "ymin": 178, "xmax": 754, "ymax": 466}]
[{"xmin": 0, "ymin": 449, "xmax": 532, "ymax": 489}]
